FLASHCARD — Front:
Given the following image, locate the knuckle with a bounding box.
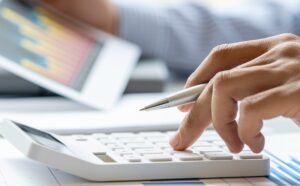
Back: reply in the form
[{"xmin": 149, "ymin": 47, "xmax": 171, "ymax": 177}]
[
  {"xmin": 240, "ymin": 99, "xmax": 255, "ymax": 116},
  {"xmin": 278, "ymin": 33, "xmax": 299, "ymax": 42},
  {"xmin": 275, "ymin": 42, "xmax": 300, "ymax": 57},
  {"xmin": 213, "ymin": 71, "xmax": 232, "ymax": 89},
  {"xmin": 276, "ymin": 60, "xmax": 300, "ymax": 78},
  {"xmin": 210, "ymin": 44, "xmax": 232, "ymax": 59}
]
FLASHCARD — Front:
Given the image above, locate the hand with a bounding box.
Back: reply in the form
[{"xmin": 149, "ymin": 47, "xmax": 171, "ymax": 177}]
[
  {"xmin": 34, "ymin": 0, "xmax": 119, "ymax": 34},
  {"xmin": 170, "ymin": 33, "xmax": 300, "ymax": 153}
]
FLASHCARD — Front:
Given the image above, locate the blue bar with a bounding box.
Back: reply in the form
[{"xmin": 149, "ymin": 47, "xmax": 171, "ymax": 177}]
[
  {"xmin": 265, "ymin": 151, "xmax": 300, "ymax": 174},
  {"xmin": 271, "ymin": 169, "xmax": 298, "ymax": 185},
  {"xmin": 292, "ymin": 158, "xmax": 300, "ymax": 167},
  {"xmin": 286, "ymin": 162, "xmax": 300, "ymax": 173},
  {"xmin": 278, "ymin": 166, "xmax": 300, "ymax": 181},
  {"xmin": 265, "ymin": 150, "xmax": 287, "ymax": 165},
  {"xmin": 267, "ymin": 175, "xmax": 286, "ymax": 186}
]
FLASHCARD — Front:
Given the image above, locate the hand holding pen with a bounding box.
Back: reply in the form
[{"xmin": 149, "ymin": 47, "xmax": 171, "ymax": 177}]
[{"xmin": 141, "ymin": 34, "xmax": 300, "ymax": 154}]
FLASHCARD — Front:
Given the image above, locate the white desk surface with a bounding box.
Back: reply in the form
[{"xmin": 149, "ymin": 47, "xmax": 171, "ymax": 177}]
[{"xmin": 0, "ymin": 94, "xmax": 186, "ymax": 134}]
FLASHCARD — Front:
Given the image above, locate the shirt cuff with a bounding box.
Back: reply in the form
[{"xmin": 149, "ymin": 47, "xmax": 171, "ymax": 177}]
[{"xmin": 114, "ymin": 2, "xmax": 168, "ymax": 58}]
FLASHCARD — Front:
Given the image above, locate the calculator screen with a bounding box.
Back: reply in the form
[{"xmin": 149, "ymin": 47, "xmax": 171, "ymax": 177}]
[{"xmin": 16, "ymin": 122, "xmax": 66, "ymax": 151}]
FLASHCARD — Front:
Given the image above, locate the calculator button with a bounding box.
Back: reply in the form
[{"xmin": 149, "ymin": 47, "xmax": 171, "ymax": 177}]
[
  {"xmin": 202, "ymin": 136, "xmax": 222, "ymax": 142},
  {"xmin": 106, "ymin": 144, "xmax": 124, "ymax": 150},
  {"xmin": 155, "ymin": 142, "xmax": 170, "ymax": 148},
  {"xmin": 147, "ymin": 137, "xmax": 169, "ymax": 143},
  {"xmin": 135, "ymin": 149, "xmax": 163, "ymax": 155},
  {"xmin": 165, "ymin": 131, "xmax": 176, "ymax": 136},
  {"xmin": 110, "ymin": 133, "xmax": 136, "ymax": 138},
  {"xmin": 144, "ymin": 154, "xmax": 172, "ymax": 162},
  {"xmin": 126, "ymin": 143, "xmax": 154, "ymax": 149},
  {"xmin": 173, "ymin": 151, "xmax": 203, "ymax": 161},
  {"xmin": 124, "ymin": 155, "xmax": 142, "ymax": 162},
  {"xmin": 113, "ymin": 149, "xmax": 134, "ymax": 156},
  {"xmin": 72, "ymin": 135, "xmax": 90, "ymax": 141},
  {"xmin": 139, "ymin": 132, "xmax": 164, "ymax": 137},
  {"xmin": 170, "ymin": 149, "xmax": 193, "ymax": 154},
  {"xmin": 119, "ymin": 138, "xmax": 146, "ymax": 144},
  {"xmin": 162, "ymin": 147, "xmax": 173, "ymax": 151},
  {"xmin": 192, "ymin": 141, "xmax": 212, "ymax": 147},
  {"xmin": 204, "ymin": 152, "xmax": 233, "ymax": 160},
  {"xmin": 196, "ymin": 147, "xmax": 222, "ymax": 154},
  {"xmin": 212, "ymin": 140, "xmax": 227, "ymax": 147},
  {"xmin": 97, "ymin": 139, "xmax": 117, "ymax": 145},
  {"xmin": 92, "ymin": 149, "xmax": 107, "ymax": 155},
  {"xmin": 239, "ymin": 152, "xmax": 263, "ymax": 159},
  {"xmin": 92, "ymin": 134, "xmax": 109, "ymax": 139},
  {"xmin": 176, "ymin": 154, "xmax": 203, "ymax": 161}
]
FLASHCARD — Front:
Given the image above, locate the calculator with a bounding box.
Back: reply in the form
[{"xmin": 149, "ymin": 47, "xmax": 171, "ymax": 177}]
[{"xmin": 0, "ymin": 119, "xmax": 270, "ymax": 181}]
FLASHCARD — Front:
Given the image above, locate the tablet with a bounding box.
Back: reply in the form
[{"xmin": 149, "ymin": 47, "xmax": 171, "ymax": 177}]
[{"xmin": 0, "ymin": 0, "xmax": 140, "ymax": 109}]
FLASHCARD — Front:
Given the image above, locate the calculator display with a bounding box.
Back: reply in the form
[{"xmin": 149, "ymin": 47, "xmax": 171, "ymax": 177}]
[{"xmin": 16, "ymin": 122, "xmax": 65, "ymax": 150}]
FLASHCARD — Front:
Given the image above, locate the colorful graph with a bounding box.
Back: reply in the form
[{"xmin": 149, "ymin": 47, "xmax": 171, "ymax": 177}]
[{"xmin": 0, "ymin": 0, "xmax": 103, "ymax": 90}]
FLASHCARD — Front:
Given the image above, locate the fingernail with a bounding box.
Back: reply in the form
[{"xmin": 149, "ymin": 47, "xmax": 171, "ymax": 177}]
[{"xmin": 170, "ymin": 132, "xmax": 180, "ymax": 148}]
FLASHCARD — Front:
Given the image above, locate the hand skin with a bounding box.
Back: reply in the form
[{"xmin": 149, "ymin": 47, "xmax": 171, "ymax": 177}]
[
  {"xmin": 170, "ymin": 33, "xmax": 300, "ymax": 153},
  {"xmin": 35, "ymin": 0, "xmax": 118, "ymax": 34}
]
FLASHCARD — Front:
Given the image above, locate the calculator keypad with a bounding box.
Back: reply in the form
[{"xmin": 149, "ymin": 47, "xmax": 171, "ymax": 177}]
[{"xmin": 70, "ymin": 130, "xmax": 264, "ymax": 163}]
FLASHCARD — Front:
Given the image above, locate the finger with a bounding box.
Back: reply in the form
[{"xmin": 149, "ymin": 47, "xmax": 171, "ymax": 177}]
[
  {"xmin": 238, "ymin": 81, "xmax": 300, "ymax": 153},
  {"xmin": 211, "ymin": 66, "xmax": 288, "ymax": 153},
  {"xmin": 178, "ymin": 38, "xmax": 272, "ymax": 112},
  {"xmin": 185, "ymin": 33, "xmax": 299, "ymax": 88},
  {"xmin": 178, "ymin": 47, "xmax": 278, "ymax": 112},
  {"xmin": 185, "ymin": 38, "xmax": 275, "ymax": 88},
  {"xmin": 235, "ymin": 40, "xmax": 300, "ymax": 69},
  {"xmin": 185, "ymin": 43, "xmax": 266, "ymax": 88},
  {"xmin": 235, "ymin": 49, "xmax": 275, "ymax": 69},
  {"xmin": 178, "ymin": 34, "xmax": 296, "ymax": 112},
  {"xmin": 170, "ymin": 83, "xmax": 213, "ymax": 150}
]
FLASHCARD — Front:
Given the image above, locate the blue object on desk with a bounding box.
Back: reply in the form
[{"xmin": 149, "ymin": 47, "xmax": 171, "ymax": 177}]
[{"xmin": 266, "ymin": 150, "xmax": 300, "ymax": 185}]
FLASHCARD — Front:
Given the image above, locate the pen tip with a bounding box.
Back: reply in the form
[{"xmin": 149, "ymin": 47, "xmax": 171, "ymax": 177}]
[{"xmin": 139, "ymin": 107, "xmax": 147, "ymax": 111}]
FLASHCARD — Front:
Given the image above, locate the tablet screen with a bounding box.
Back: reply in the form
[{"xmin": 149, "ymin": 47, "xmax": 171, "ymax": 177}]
[{"xmin": 0, "ymin": 0, "xmax": 103, "ymax": 91}]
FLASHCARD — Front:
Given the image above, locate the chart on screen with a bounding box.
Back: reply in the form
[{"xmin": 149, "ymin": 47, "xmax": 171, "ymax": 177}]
[{"xmin": 0, "ymin": 0, "xmax": 103, "ymax": 91}]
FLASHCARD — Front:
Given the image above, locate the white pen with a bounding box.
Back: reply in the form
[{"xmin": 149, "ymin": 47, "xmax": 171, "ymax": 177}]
[{"xmin": 140, "ymin": 83, "xmax": 207, "ymax": 111}]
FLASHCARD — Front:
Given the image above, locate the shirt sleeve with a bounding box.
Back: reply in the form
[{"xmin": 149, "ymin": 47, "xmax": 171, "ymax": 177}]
[{"xmin": 114, "ymin": 0, "xmax": 300, "ymax": 75}]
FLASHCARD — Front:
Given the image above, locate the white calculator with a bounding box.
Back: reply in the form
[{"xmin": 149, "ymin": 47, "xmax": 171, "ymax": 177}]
[{"xmin": 0, "ymin": 119, "xmax": 270, "ymax": 181}]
